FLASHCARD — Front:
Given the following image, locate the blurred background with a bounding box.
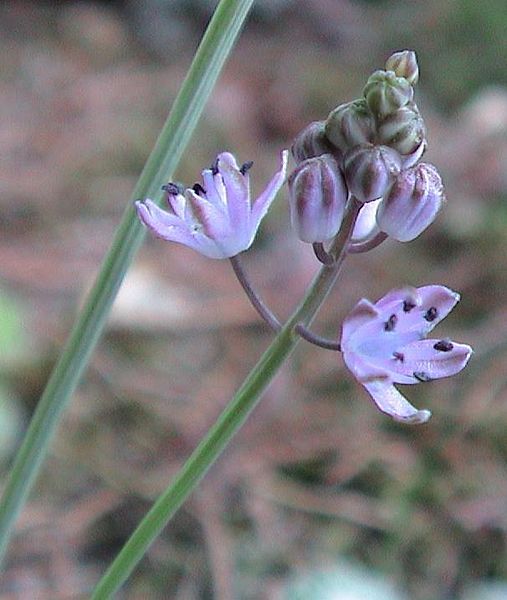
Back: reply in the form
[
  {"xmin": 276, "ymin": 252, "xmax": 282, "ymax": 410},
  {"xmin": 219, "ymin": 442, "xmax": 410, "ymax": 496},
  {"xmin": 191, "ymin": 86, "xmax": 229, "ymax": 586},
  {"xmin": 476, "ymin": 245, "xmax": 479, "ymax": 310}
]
[{"xmin": 0, "ymin": 0, "xmax": 506, "ymax": 598}]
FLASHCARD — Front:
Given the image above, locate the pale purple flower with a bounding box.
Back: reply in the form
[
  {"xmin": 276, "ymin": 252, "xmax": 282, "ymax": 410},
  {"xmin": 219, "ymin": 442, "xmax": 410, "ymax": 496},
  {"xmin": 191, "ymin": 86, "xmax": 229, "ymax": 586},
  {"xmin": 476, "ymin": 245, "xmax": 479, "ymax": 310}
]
[
  {"xmin": 341, "ymin": 285, "xmax": 472, "ymax": 424},
  {"xmin": 136, "ymin": 150, "xmax": 288, "ymax": 259}
]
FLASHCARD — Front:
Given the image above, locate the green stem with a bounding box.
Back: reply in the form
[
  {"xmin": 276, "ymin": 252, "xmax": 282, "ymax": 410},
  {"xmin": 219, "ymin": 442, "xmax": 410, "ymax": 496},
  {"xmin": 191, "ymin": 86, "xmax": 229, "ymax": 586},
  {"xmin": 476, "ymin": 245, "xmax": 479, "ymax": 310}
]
[
  {"xmin": 0, "ymin": 0, "xmax": 254, "ymax": 564},
  {"xmin": 90, "ymin": 198, "xmax": 362, "ymax": 598}
]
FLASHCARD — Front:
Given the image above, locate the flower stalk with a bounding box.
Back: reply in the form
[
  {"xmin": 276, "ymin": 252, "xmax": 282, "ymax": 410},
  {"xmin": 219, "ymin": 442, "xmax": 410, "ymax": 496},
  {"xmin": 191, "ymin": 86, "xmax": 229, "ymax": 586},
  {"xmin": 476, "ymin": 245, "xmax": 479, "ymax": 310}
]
[
  {"xmin": 229, "ymin": 255, "xmax": 282, "ymax": 331},
  {"xmin": 90, "ymin": 198, "xmax": 361, "ymax": 599}
]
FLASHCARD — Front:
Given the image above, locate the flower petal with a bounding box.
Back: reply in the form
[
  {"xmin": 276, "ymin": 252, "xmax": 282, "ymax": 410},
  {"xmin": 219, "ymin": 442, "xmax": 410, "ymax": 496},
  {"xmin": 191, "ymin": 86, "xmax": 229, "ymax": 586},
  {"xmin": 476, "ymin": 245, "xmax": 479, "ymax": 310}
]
[
  {"xmin": 341, "ymin": 298, "xmax": 380, "ymax": 345},
  {"xmin": 373, "ymin": 285, "xmax": 460, "ymax": 336},
  {"xmin": 136, "ymin": 198, "xmax": 184, "ymax": 231},
  {"xmin": 136, "ymin": 199, "xmax": 222, "ymax": 258},
  {"xmin": 186, "ymin": 189, "xmax": 232, "ymax": 241},
  {"xmin": 415, "ymin": 285, "xmax": 460, "ymax": 331},
  {"xmin": 374, "ymin": 285, "xmax": 420, "ymax": 311},
  {"xmin": 250, "ymin": 150, "xmax": 288, "ymax": 227},
  {"xmin": 351, "ymin": 198, "xmax": 382, "ymax": 242},
  {"xmin": 362, "ymin": 378, "xmax": 432, "ymax": 424},
  {"xmin": 388, "ymin": 339, "xmax": 472, "ymax": 382},
  {"xmin": 342, "ymin": 345, "xmax": 392, "ymax": 383},
  {"xmin": 199, "ymin": 168, "xmax": 227, "ymax": 210},
  {"xmin": 166, "ymin": 191, "xmax": 187, "ymax": 220},
  {"xmin": 216, "ymin": 152, "xmax": 251, "ymax": 236}
]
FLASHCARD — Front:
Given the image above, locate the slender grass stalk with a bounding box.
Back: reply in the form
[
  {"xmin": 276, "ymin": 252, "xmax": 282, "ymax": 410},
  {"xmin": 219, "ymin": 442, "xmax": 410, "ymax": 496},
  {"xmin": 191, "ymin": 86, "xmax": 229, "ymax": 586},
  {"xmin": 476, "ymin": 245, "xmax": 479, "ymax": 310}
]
[
  {"xmin": 0, "ymin": 0, "xmax": 255, "ymax": 563},
  {"xmin": 90, "ymin": 199, "xmax": 362, "ymax": 599}
]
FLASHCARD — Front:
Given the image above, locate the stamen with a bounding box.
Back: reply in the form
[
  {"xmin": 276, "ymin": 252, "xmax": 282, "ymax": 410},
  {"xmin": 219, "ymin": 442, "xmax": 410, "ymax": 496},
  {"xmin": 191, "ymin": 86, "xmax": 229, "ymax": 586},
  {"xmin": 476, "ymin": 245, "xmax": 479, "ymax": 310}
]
[
  {"xmin": 424, "ymin": 306, "xmax": 438, "ymax": 322},
  {"xmin": 403, "ymin": 299, "xmax": 416, "ymax": 312},
  {"xmin": 433, "ymin": 339, "xmax": 453, "ymax": 352},
  {"xmin": 384, "ymin": 314, "xmax": 397, "ymax": 332},
  {"xmin": 162, "ymin": 182, "xmax": 184, "ymax": 195},
  {"xmin": 413, "ymin": 371, "xmax": 431, "ymax": 382},
  {"xmin": 211, "ymin": 157, "xmax": 219, "ymax": 175},
  {"xmin": 192, "ymin": 183, "xmax": 206, "ymax": 196},
  {"xmin": 239, "ymin": 160, "xmax": 254, "ymax": 175},
  {"xmin": 393, "ymin": 351, "xmax": 405, "ymax": 362}
]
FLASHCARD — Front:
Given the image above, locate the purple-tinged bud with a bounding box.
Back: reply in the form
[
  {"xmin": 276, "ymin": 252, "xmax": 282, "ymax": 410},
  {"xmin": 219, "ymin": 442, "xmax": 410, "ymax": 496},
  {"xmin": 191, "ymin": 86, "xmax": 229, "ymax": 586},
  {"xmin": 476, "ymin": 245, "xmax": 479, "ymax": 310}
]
[
  {"xmin": 325, "ymin": 99, "xmax": 375, "ymax": 154},
  {"xmin": 288, "ymin": 154, "xmax": 348, "ymax": 243},
  {"xmin": 385, "ymin": 50, "xmax": 419, "ymax": 86},
  {"xmin": 363, "ymin": 70, "xmax": 414, "ymax": 119},
  {"xmin": 291, "ymin": 120, "xmax": 337, "ymax": 163},
  {"xmin": 377, "ymin": 103, "xmax": 426, "ymax": 156},
  {"xmin": 343, "ymin": 143, "xmax": 401, "ymax": 203},
  {"xmin": 376, "ymin": 163, "xmax": 445, "ymax": 241}
]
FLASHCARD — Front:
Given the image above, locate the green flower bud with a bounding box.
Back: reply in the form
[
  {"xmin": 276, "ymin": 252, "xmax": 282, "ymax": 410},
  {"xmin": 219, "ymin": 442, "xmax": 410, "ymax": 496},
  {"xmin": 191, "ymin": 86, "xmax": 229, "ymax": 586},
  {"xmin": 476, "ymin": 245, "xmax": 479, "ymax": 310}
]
[
  {"xmin": 343, "ymin": 143, "xmax": 401, "ymax": 203},
  {"xmin": 363, "ymin": 70, "xmax": 414, "ymax": 119},
  {"xmin": 291, "ymin": 120, "xmax": 336, "ymax": 163},
  {"xmin": 377, "ymin": 103, "xmax": 426, "ymax": 156},
  {"xmin": 385, "ymin": 50, "xmax": 419, "ymax": 86},
  {"xmin": 325, "ymin": 99, "xmax": 375, "ymax": 154}
]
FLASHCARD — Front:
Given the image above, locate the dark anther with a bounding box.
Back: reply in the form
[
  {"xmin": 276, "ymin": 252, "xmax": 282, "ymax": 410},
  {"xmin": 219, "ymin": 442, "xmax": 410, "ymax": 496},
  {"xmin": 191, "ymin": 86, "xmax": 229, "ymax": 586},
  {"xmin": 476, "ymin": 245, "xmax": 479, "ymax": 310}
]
[
  {"xmin": 413, "ymin": 371, "xmax": 431, "ymax": 382},
  {"xmin": 192, "ymin": 183, "xmax": 206, "ymax": 196},
  {"xmin": 384, "ymin": 314, "xmax": 398, "ymax": 332},
  {"xmin": 424, "ymin": 306, "xmax": 438, "ymax": 322},
  {"xmin": 403, "ymin": 299, "xmax": 416, "ymax": 312},
  {"xmin": 162, "ymin": 182, "xmax": 183, "ymax": 195},
  {"xmin": 211, "ymin": 157, "xmax": 219, "ymax": 175},
  {"xmin": 433, "ymin": 339, "xmax": 454, "ymax": 352},
  {"xmin": 393, "ymin": 351, "xmax": 405, "ymax": 362},
  {"xmin": 239, "ymin": 160, "xmax": 254, "ymax": 175}
]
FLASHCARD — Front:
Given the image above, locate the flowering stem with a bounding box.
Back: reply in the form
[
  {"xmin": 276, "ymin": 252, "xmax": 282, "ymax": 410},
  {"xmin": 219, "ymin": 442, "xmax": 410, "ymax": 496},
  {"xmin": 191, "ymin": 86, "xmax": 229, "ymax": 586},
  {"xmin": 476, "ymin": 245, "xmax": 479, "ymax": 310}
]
[
  {"xmin": 229, "ymin": 255, "xmax": 282, "ymax": 331},
  {"xmin": 295, "ymin": 324, "xmax": 341, "ymax": 351},
  {"xmin": 90, "ymin": 197, "xmax": 361, "ymax": 598},
  {"xmin": 313, "ymin": 241, "xmax": 335, "ymax": 265},
  {"xmin": 0, "ymin": 0, "xmax": 255, "ymax": 566},
  {"xmin": 230, "ymin": 254, "xmax": 341, "ymax": 351},
  {"xmin": 348, "ymin": 231, "xmax": 388, "ymax": 254}
]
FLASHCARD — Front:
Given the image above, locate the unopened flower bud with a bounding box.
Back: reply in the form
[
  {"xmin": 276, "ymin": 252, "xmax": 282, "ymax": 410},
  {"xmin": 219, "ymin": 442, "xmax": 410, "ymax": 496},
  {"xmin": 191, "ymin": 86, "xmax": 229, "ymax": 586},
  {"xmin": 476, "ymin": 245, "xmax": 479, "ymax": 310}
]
[
  {"xmin": 291, "ymin": 120, "xmax": 336, "ymax": 163},
  {"xmin": 385, "ymin": 50, "xmax": 419, "ymax": 86},
  {"xmin": 325, "ymin": 99, "xmax": 375, "ymax": 154},
  {"xmin": 288, "ymin": 154, "xmax": 348, "ymax": 243},
  {"xmin": 343, "ymin": 144, "xmax": 401, "ymax": 203},
  {"xmin": 376, "ymin": 163, "xmax": 445, "ymax": 241},
  {"xmin": 377, "ymin": 103, "xmax": 426, "ymax": 156},
  {"xmin": 363, "ymin": 70, "xmax": 414, "ymax": 119}
]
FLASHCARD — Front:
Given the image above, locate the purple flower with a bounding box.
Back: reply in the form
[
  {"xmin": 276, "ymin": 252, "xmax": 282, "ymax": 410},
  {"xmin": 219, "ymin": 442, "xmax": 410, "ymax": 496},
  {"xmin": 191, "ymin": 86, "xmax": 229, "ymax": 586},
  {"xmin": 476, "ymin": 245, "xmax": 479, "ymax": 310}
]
[
  {"xmin": 136, "ymin": 150, "xmax": 288, "ymax": 259},
  {"xmin": 341, "ymin": 285, "xmax": 472, "ymax": 424}
]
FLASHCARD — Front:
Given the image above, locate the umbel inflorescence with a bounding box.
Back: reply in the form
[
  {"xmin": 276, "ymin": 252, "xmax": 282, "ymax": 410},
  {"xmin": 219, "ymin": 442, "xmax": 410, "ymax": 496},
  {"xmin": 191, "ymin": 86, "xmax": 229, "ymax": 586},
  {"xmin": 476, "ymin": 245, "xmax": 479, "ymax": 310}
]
[{"xmin": 136, "ymin": 50, "xmax": 472, "ymax": 424}]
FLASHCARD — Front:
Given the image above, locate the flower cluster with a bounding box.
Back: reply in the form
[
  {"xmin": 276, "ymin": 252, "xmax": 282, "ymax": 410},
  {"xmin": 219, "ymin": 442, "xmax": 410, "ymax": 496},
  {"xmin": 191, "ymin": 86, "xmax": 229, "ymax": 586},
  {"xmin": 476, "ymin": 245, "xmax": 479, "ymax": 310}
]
[
  {"xmin": 135, "ymin": 50, "xmax": 472, "ymax": 425},
  {"xmin": 289, "ymin": 50, "xmax": 445, "ymax": 245}
]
